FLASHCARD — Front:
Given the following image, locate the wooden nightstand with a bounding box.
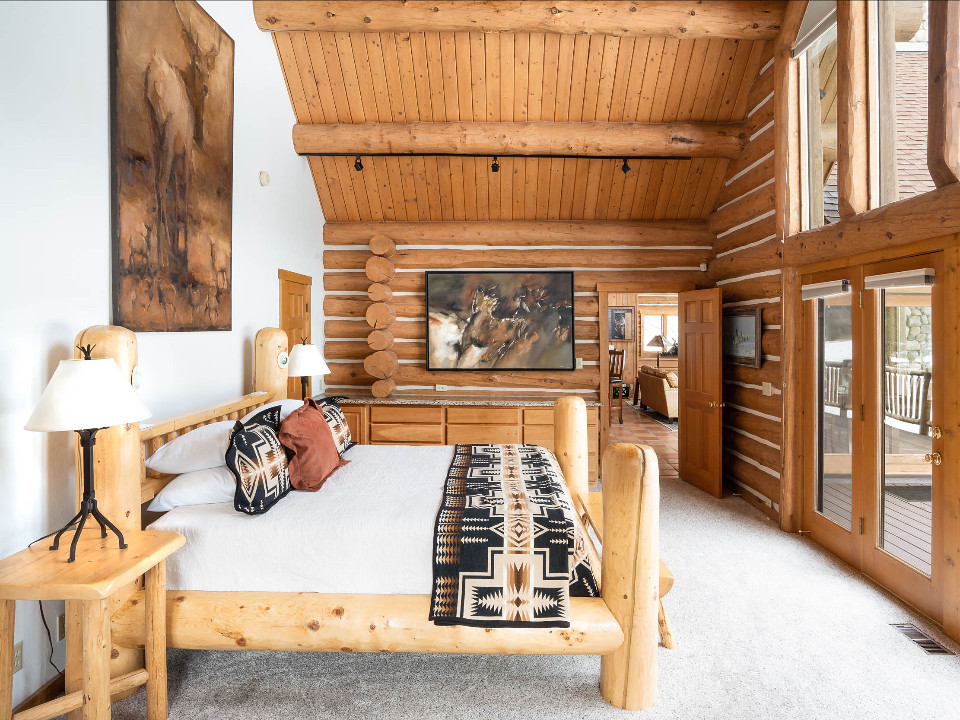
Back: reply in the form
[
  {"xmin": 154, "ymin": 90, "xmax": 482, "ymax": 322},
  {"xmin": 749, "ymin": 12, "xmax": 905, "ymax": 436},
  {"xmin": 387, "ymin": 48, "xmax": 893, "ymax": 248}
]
[{"xmin": 0, "ymin": 531, "xmax": 184, "ymax": 720}]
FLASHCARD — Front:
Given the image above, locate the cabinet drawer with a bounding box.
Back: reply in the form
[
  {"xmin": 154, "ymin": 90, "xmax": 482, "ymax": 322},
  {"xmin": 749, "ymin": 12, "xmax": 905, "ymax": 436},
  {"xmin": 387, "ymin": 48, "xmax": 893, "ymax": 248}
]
[
  {"xmin": 370, "ymin": 405, "xmax": 442, "ymax": 424},
  {"xmin": 445, "ymin": 424, "xmax": 521, "ymax": 445},
  {"xmin": 523, "ymin": 408, "xmax": 554, "ymax": 425},
  {"xmin": 370, "ymin": 423, "xmax": 443, "ymax": 444},
  {"xmin": 523, "ymin": 424, "xmax": 555, "ymax": 450},
  {"xmin": 446, "ymin": 407, "xmax": 520, "ymax": 425}
]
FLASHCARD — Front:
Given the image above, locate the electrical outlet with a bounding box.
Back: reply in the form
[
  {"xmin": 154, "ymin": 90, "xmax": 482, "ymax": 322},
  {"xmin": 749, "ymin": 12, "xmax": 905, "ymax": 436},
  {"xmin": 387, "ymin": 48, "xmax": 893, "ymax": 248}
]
[
  {"xmin": 576, "ymin": 358, "xmax": 584, "ymax": 370},
  {"xmin": 435, "ymin": 384, "xmax": 448, "ymax": 392},
  {"xmin": 13, "ymin": 641, "xmax": 22, "ymax": 674},
  {"xmin": 762, "ymin": 381, "xmax": 773, "ymax": 397},
  {"xmin": 57, "ymin": 613, "xmax": 66, "ymax": 643}
]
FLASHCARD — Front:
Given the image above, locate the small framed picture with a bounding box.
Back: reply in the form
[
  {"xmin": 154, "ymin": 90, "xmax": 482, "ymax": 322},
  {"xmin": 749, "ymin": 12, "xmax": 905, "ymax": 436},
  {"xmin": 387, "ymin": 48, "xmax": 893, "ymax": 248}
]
[
  {"xmin": 608, "ymin": 307, "xmax": 635, "ymax": 341},
  {"xmin": 722, "ymin": 308, "xmax": 762, "ymax": 367}
]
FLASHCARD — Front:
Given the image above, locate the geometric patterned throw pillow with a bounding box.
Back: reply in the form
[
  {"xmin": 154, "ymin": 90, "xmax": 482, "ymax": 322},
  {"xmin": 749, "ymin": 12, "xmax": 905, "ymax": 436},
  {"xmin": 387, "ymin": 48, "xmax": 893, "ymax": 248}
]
[
  {"xmin": 315, "ymin": 397, "xmax": 355, "ymax": 455},
  {"xmin": 226, "ymin": 415, "xmax": 291, "ymax": 515}
]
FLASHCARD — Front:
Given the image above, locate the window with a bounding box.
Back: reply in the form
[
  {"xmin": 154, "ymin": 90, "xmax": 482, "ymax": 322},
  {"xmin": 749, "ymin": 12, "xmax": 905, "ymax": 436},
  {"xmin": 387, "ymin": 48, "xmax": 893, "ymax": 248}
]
[
  {"xmin": 876, "ymin": 0, "xmax": 934, "ymax": 206},
  {"xmin": 803, "ymin": 25, "xmax": 840, "ymax": 228}
]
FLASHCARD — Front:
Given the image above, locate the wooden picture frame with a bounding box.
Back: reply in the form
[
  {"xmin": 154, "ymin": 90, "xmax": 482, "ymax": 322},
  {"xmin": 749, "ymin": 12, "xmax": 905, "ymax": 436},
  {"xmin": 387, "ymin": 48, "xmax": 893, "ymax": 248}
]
[
  {"xmin": 608, "ymin": 307, "xmax": 635, "ymax": 341},
  {"xmin": 722, "ymin": 308, "xmax": 763, "ymax": 367}
]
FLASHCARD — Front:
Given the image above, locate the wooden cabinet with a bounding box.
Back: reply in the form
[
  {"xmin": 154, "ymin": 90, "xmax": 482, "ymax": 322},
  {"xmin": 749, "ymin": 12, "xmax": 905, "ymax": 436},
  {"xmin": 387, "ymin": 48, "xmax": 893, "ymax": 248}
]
[{"xmin": 340, "ymin": 400, "xmax": 600, "ymax": 483}]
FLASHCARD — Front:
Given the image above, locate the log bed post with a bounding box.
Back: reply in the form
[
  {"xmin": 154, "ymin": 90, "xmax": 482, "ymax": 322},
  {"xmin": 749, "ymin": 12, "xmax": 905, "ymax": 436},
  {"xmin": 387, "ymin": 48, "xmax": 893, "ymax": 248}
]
[
  {"xmin": 554, "ymin": 396, "xmax": 589, "ymax": 502},
  {"xmin": 72, "ymin": 325, "xmax": 145, "ymax": 703},
  {"xmin": 599, "ymin": 443, "xmax": 659, "ymax": 711},
  {"xmin": 253, "ymin": 327, "xmax": 290, "ymax": 400}
]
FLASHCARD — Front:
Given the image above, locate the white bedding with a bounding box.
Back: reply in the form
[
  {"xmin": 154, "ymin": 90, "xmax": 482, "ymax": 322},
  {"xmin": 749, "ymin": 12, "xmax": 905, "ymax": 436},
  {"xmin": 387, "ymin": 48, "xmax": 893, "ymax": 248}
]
[{"xmin": 148, "ymin": 444, "xmax": 452, "ymax": 594}]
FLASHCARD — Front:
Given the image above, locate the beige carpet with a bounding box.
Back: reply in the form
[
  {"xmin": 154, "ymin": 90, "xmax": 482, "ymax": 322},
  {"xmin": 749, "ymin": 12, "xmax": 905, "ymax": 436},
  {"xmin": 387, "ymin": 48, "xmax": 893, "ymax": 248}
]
[{"xmin": 112, "ymin": 474, "xmax": 960, "ymax": 719}]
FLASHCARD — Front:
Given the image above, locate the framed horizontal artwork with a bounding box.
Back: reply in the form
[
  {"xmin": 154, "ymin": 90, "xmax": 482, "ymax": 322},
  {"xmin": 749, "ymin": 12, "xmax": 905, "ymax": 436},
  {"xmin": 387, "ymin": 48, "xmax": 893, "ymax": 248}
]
[
  {"xmin": 425, "ymin": 271, "xmax": 576, "ymax": 371},
  {"xmin": 608, "ymin": 307, "xmax": 635, "ymax": 341},
  {"xmin": 722, "ymin": 308, "xmax": 763, "ymax": 367}
]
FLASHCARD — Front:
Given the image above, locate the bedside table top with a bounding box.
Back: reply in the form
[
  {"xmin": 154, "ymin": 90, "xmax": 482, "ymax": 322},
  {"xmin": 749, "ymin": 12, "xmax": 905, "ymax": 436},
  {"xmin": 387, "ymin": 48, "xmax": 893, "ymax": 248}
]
[{"xmin": 0, "ymin": 530, "xmax": 184, "ymax": 601}]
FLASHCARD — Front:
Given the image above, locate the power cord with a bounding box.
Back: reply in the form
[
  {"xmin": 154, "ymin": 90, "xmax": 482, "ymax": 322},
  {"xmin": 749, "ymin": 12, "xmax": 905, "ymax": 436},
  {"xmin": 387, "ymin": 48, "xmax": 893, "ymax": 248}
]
[{"xmin": 37, "ymin": 601, "xmax": 62, "ymax": 675}]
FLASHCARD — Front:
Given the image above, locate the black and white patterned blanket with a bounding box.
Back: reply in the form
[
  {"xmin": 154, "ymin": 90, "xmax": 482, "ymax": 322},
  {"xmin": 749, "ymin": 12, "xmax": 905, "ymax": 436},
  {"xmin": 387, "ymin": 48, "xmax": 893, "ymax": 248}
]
[{"xmin": 429, "ymin": 444, "xmax": 598, "ymax": 628}]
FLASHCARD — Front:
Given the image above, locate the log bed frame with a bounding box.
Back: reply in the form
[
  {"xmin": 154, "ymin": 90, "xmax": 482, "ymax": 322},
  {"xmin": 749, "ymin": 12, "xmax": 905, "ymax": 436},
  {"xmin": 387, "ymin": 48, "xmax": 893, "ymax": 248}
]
[{"xmin": 78, "ymin": 325, "xmax": 660, "ymax": 711}]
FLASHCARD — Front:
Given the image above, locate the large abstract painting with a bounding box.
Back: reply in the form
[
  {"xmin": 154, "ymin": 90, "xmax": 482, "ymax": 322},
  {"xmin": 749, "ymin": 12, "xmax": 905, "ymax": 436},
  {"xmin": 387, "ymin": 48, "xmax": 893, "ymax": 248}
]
[
  {"xmin": 111, "ymin": 0, "xmax": 234, "ymax": 331},
  {"xmin": 425, "ymin": 271, "xmax": 575, "ymax": 371}
]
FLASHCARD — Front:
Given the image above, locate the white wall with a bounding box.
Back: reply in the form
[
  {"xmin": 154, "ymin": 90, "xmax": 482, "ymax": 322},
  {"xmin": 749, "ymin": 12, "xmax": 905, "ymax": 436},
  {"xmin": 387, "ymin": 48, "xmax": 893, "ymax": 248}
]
[{"xmin": 0, "ymin": 1, "xmax": 324, "ymax": 705}]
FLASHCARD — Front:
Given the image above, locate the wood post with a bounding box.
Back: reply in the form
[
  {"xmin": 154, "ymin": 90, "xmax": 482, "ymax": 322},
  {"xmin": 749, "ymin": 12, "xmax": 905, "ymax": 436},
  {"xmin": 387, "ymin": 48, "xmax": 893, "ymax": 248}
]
[
  {"xmin": 928, "ymin": 0, "xmax": 960, "ymax": 187},
  {"xmin": 145, "ymin": 561, "xmax": 167, "ymax": 720},
  {"xmin": 73, "ymin": 326, "xmax": 144, "ymax": 699},
  {"xmin": 779, "ymin": 267, "xmax": 802, "ymax": 533},
  {"xmin": 367, "ymin": 330, "xmax": 394, "ymax": 351},
  {"xmin": 363, "ymin": 350, "xmax": 399, "ymax": 379},
  {"xmin": 367, "ymin": 283, "xmax": 393, "ymax": 302},
  {"xmin": 81, "ymin": 598, "xmax": 111, "ymax": 720},
  {"xmin": 1, "ymin": 600, "xmax": 12, "ymax": 720},
  {"xmin": 64, "ymin": 600, "xmax": 82, "ymax": 720},
  {"xmin": 554, "ymin": 396, "xmax": 589, "ymax": 502},
  {"xmin": 365, "ymin": 303, "xmax": 396, "ymax": 330},
  {"xmin": 837, "ymin": 0, "xmax": 870, "ymax": 218},
  {"xmin": 943, "ymin": 242, "xmax": 960, "ymax": 644},
  {"xmin": 253, "ymin": 327, "xmax": 289, "ymax": 400},
  {"xmin": 365, "ymin": 256, "xmax": 396, "ymax": 283},
  {"xmin": 369, "ymin": 235, "xmax": 396, "ymax": 257},
  {"xmin": 599, "ymin": 443, "xmax": 659, "ymax": 711}
]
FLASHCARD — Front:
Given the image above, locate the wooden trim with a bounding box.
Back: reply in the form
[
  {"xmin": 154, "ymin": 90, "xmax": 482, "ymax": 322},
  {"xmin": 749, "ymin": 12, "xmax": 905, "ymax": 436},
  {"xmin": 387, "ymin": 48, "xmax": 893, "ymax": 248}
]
[
  {"xmin": 928, "ymin": 0, "xmax": 960, "ymax": 188},
  {"xmin": 293, "ymin": 121, "xmax": 747, "ymax": 159},
  {"xmin": 836, "ymin": 0, "xmax": 870, "ymax": 218},
  {"xmin": 253, "ymin": 1, "xmax": 787, "ymax": 39},
  {"xmin": 278, "ymin": 269, "xmax": 312, "ymax": 285},
  {"xmin": 943, "ymin": 242, "xmax": 960, "ymax": 642}
]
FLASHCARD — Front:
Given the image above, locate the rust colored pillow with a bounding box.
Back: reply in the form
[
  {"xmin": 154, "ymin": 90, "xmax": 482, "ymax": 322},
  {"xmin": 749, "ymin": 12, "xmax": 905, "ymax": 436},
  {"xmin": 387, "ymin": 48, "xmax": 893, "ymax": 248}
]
[{"xmin": 278, "ymin": 398, "xmax": 349, "ymax": 491}]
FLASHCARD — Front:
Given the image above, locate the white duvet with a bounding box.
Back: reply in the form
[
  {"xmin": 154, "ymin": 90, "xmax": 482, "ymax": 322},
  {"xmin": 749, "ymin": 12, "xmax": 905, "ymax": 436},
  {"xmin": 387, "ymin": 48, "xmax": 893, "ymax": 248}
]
[{"xmin": 148, "ymin": 444, "xmax": 452, "ymax": 594}]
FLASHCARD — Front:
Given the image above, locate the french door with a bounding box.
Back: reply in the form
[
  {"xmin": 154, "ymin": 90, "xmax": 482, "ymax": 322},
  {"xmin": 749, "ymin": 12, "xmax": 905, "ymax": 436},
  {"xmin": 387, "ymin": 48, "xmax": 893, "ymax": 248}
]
[{"xmin": 802, "ymin": 254, "xmax": 943, "ymax": 621}]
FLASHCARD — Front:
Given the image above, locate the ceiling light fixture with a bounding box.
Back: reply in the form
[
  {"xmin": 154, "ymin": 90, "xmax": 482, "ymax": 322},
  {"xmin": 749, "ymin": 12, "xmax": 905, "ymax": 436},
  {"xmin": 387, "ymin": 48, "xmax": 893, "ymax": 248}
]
[
  {"xmin": 491, "ymin": 156, "xmax": 500, "ymax": 173},
  {"xmin": 354, "ymin": 155, "xmax": 363, "ymax": 171},
  {"xmin": 621, "ymin": 158, "xmax": 631, "ymax": 174}
]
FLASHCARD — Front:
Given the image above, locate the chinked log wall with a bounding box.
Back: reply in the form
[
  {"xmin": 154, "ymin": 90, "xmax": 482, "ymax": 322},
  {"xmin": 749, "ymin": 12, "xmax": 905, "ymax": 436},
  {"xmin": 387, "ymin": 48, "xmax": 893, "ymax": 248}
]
[
  {"xmin": 322, "ymin": 221, "xmax": 711, "ymax": 398},
  {"xmin": 706, "ymin": 52, "xmax": 783, "ymax": 522}
]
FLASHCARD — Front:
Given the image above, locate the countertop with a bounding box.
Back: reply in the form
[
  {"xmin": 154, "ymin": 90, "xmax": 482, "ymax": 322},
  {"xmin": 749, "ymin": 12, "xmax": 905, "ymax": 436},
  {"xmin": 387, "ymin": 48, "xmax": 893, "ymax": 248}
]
[{"xmin": 319, "ymin": 393, "xmax": 602, "ymax": 408}]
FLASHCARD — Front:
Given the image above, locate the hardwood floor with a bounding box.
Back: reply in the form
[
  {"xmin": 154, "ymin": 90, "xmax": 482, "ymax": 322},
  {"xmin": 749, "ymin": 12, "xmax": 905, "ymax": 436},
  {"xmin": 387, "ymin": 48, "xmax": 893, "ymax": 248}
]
[{"xmin": 609, "ymin": 404, "xmax": 679, "ymax": 483}]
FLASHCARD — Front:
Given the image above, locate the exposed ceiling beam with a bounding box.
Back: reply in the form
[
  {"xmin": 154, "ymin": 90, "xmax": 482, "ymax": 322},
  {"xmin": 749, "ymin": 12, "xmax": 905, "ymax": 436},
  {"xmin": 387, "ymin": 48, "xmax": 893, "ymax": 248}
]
[
  {"xmin": 293, "ymin": 121, "xmax": 747, "ymax": 159},
  {"xmin": 254, "ymin": 1, "xmax": 786, "ymax": 39}
]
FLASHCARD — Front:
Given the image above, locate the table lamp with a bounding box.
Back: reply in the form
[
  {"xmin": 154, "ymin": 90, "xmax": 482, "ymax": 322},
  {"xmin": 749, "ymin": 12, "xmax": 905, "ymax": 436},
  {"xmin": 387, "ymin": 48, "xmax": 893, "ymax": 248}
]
[
  {"xmin": 24, "ymin": 345, "xmax": 151, "ymax": 562},
  {"xmin": 645, "ymin": 335, "xmax": 670, "ymax": 368},
  {"xmin": 288, "ymin": 341, "xmax": 331, "ymax": 400}
]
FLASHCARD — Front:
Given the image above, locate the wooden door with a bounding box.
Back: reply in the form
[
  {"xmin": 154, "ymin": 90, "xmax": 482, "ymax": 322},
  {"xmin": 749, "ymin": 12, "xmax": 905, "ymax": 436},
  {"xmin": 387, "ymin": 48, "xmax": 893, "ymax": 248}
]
[
  {"xmin": 279, "ymin": 270, "xmax": 312, "ymax": 399},
  {"xmin": 678, "ymin": 289, "xmax": 724, "ymax": 497}
]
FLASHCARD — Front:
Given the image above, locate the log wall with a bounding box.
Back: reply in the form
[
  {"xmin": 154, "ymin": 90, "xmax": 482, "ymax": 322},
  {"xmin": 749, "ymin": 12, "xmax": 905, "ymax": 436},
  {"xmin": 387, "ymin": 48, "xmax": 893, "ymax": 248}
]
[
  {"xmin": 322, "ymin": 221, "xmax": 709, "ymax": 398},
  {"xmin": 707, "ymin": 52, "xmax": 783, "ymax": 522}
]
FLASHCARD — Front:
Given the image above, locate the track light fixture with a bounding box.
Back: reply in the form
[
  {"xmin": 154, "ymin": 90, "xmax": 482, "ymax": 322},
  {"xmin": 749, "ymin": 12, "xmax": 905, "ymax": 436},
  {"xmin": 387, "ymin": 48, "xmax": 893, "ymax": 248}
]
[
  {"xmin": 354, "ymin": 155, "xmax": 363, "ymax": 171},
  {"xmin": 491, "ymin": 156, "xmax": 500, "ymax": 173},
  {"xmin": 621, "ymin": 158, "xmax": 631, "ymax": 174}
]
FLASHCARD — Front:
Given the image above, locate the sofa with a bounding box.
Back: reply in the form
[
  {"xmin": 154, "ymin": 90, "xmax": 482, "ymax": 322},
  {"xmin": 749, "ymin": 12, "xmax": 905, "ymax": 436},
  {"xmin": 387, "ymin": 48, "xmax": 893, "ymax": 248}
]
[{"xmin": 635, "ymin": 365, "xmax": 679, "ymax": 420}]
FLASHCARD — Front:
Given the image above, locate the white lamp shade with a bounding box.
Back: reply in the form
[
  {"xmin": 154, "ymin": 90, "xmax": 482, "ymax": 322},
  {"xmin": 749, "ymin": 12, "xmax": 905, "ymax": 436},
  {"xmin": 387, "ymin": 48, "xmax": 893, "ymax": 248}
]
[
  {"xmin": 24, "ymin": 358, "xmax": 151, "ymax": 432},
  {"xmin": 287, "ymin": 343, "xmax": 331, "ymax": 378}
]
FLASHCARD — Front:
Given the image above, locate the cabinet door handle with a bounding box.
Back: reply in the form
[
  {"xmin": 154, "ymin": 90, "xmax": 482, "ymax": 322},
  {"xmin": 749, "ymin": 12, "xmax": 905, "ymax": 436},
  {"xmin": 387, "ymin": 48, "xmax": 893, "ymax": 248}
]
[{"xmin": 923, "ymin": 453, "xmax": 943, "ymax": 466}]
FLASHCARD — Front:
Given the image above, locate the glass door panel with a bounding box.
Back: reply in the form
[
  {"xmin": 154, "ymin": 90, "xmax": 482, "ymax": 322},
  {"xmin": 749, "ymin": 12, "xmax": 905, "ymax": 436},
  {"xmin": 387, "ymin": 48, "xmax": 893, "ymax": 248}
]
[
  {"xmin": 879, "ymin": 287, "xmax": 934, "ymax": 575},
  {"xmin": 816, "ymin": 295, "xmax": 854, "ymax": 530}
]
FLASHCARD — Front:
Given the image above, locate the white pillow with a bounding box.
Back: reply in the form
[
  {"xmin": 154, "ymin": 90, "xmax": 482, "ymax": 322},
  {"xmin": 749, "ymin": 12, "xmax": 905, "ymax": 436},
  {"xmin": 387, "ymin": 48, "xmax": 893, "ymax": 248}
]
[
  {"xmin": 240, "ymin": 399, "xmax": 304, "ymax": 423},
  {"xmin": 147, "ymin": 466, "xmax": 235, "ymax": 512},
  {"xmin": 145, "ymin": 421, "xmax": 234, "ymax": 474}
]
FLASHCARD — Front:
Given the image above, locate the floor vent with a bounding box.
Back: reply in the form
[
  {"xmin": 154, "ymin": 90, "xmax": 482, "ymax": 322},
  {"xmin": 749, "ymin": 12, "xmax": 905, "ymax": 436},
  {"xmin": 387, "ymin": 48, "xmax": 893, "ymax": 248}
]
[{"xmin": 890, "ymin": 623, "xmax": 955, "ymax": 655}]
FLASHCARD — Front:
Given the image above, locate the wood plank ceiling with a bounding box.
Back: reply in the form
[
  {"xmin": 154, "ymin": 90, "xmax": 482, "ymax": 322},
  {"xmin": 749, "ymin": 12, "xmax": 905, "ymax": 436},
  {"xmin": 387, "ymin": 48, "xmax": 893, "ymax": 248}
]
[{"xmin": 260, "ymin": 2, "xmax": 784, "ymax": 223}]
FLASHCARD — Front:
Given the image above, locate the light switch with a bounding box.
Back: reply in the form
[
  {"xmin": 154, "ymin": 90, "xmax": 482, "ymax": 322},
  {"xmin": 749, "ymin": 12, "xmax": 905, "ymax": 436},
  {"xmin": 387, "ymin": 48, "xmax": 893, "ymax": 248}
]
[
  {"xmin": 762, "ymin": 381, "xmax": 773, "ymax": 396},
  {"xmin": 576, "ymin": 358, "xmax": 584, "ymax": 369},
  {"xmin": 435, "ymin": 384, "xmax": 448, "ymax": 392}
]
